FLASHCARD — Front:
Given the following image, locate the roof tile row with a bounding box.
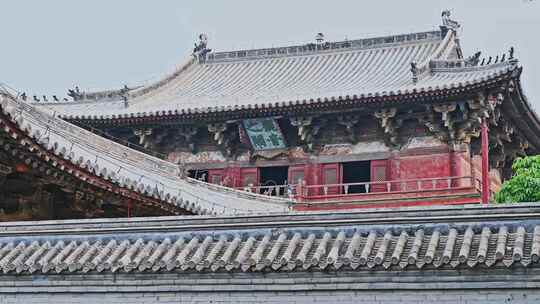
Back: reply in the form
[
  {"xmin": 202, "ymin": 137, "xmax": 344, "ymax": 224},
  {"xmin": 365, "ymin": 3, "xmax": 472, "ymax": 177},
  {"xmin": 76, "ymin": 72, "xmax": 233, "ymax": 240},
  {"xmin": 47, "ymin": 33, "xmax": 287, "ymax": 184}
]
[
  {"xmin": 33, "ymin": 30, "xmax": 518, "ymax": 121},
  {"xmin": 0, "ymin": 91, "xmax": 291, "ymax": 216},
  {"xmin": 1, "ymin": 225, "xmax": 538, "ymax": 275}
]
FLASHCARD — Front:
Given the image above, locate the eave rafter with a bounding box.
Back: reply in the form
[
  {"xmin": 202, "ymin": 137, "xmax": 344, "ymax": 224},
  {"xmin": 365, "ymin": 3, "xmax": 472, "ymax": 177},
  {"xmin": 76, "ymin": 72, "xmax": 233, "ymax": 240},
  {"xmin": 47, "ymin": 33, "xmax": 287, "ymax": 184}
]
[
  {"xmin": 125, "ymin": 124, "xmax": 201, "ymax": 155},
  {"xmin": 176, "ymin": 125, "xmax": 199, "ymax": 152},
  {"xmin": 417, "ymin": 109, "xmax": 450, "ymax": 143},
  {"xmin": 0, "ymin": 135, "xmax": 113, "ymax": 218},
  {"xmin": 133, "ymin": 128, "xmax": 154, "ymax": 149},
  {"xmin": 415, "ymin": 83, "xmax": 509, "ymax": 150},
  {"xmin": 374, "ymin": 108, "xmax": 402, "ymax": 148},
  {"xmin": 484, "ymin": 83, "xmax": 533, "ymax": 170},
  {"xmin": 0, "ymin": 110, "xmax": 189, "ymax": 216},
  {"xmin": 208, "ymin": 122, "xmax": 243, "ymax": 158},
  {"xmin": 289, "ymin": 116, "xmax": 327, "ymax": 151},
  {"xmin": 64, "ymin": 71, "xmax": 516, "ymax": 128},
  {"xmin": 21, "ymin": 66, "xmax": 537, "ymax": 182},
  {"xmin": 337, "ymin": 114, "xmax": 360, "ymax": 142},
  {"xmin": 463, "ymin": 79, "xmax": 537, "ymax": 173}
]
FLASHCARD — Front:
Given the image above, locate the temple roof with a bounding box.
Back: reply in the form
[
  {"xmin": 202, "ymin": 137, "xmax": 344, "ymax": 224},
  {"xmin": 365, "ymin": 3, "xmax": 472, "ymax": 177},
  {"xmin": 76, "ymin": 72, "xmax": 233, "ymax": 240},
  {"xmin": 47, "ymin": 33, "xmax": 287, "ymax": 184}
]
[
  {"xmin": 0, "ymin": 89, "xmax": 291, "ymax": 215},
  {"xmin": 0, "ymin": 204, "xmax": 539, "ymax": 275},
  {"xmin": 30, "ymin": 28, "xmax": 520, "ymax": 121}
]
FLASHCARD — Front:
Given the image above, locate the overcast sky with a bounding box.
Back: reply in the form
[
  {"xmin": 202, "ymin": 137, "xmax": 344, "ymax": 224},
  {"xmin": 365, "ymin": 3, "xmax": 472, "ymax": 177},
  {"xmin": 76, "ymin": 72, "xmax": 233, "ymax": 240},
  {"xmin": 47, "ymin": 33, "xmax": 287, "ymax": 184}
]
[{"xmin": 1, "ymin": 0, "xmax": 538, "ymax": 111}]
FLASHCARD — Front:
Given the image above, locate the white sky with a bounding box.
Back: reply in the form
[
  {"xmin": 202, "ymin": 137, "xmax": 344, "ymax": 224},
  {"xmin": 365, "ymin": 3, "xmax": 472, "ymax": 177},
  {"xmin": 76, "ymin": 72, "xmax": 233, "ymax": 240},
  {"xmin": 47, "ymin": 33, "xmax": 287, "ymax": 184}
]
[{"xmin": 1, "ymin": 0, "xmax": 539, "ymax": 111}]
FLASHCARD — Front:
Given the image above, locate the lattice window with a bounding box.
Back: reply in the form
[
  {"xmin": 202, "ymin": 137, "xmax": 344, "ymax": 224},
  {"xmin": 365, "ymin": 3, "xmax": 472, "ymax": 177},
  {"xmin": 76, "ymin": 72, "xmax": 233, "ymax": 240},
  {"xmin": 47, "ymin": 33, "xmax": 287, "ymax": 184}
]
[
  {"xmin": 211, "ymin": 175, "xmax": 222, "ymax": 185},
  {"xmin": 324, "ymin": 168, "xmax": 338, "ymax": 184},
  {"xmin": 290, "ymin": 171, "xmax": 305, "ymax": 184},
  {"xmin": 374, "ymin": 166, "xmax": 387, "ymax": 181},
  {"xmin": 243, "ymin": 173, "xmax": 257, "ymax": 186}
]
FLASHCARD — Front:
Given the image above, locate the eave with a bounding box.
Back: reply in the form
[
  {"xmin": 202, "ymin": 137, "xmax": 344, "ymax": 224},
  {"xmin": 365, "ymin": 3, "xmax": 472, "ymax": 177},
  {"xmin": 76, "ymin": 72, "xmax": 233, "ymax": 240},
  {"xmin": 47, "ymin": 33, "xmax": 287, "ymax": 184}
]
[
  {"xmin": 0, "ymin": 91, "xmax": 292, "ymax": 217},
  {"xmin": 65, "ymin": 71, "xmax": 516, "ymax": 128},
  {"xmin": 0, "ymin": 109, "xmax": 189, "ymax": 216},
  {"xmin": 502, "ymin": 69, "xmax": 540, "ymax": 152}
]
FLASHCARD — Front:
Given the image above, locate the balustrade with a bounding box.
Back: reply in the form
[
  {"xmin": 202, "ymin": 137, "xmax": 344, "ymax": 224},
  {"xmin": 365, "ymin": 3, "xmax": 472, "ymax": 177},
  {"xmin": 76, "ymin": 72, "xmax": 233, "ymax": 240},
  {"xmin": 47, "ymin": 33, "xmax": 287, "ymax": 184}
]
[{"xmin": 236, "ymin": 176, "xmax": 481, "ymax": 202}]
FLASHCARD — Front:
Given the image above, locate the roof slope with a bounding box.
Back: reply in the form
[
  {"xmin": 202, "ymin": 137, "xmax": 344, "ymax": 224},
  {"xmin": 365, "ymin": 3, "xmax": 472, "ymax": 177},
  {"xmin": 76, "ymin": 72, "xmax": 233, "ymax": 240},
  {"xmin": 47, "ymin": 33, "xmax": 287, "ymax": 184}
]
[
  {"xmin": 0, "ymin": 89, "xmax": 290, "ymax": 215},
  {"xmin": 0, "ymin": 204, "xmax": 539, "ymax": 275},
  {"xmin": 30, "ymin": 29, "xmax": 517, "ymax": 120}
]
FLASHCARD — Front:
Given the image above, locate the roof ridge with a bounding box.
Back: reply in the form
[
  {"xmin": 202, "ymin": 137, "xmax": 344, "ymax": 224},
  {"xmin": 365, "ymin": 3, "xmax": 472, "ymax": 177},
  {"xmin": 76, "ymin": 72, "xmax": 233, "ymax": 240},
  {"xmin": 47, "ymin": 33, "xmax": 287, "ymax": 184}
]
[
  {"xmin": 429, "ymin": 58, "xmax": 519, "ymax": 73},
  {"xmin": 31, "ymin": 30, "xmax": 443, "ymax": 105},
  {"xmin": 30, "ymin": 57, "xmax": 198, "ymax": 106},
  {"xmin": 206, "ymin": 30, "xmax": 442, "ymax": 63},
  {"xmin": 412, "ymin": 29, "xmax": 456, "ymax": 83},
  {"xmin": 28, "ymin": 29, "xmax": 444, "ymax": 107},
  {"xmin": 27, "ymin": 29, "xmax": 444, "ymax": 106}
]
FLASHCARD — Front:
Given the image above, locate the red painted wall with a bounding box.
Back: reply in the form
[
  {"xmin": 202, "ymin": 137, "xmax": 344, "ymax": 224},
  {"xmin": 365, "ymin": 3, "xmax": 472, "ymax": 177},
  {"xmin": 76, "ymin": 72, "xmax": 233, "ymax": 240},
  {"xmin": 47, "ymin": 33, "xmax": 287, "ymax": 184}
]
[
  {"xmin": 389, "ymin": 153, "xmax": 451, "ymax": 190},
  {"xmin": 471, "ymin": 155, "xmax": 502, "ymax": 194},
  {"xmin": 452, "ymin": 150, "xmax": 473, "ymax": 187},
  {"xmin": 208, "ymin": 169, "xmax": 224, "ymax": 185},
  {"xmin": 224, "ymin": 167, "xmax": 242, "ymax": 188},
  {"xmin": 398, "ymin": 153, "xmax": 451, "ymax": 179},
  {"xmin": 202, "ymin": 144, "xmax": 492, "ymax": 207}
]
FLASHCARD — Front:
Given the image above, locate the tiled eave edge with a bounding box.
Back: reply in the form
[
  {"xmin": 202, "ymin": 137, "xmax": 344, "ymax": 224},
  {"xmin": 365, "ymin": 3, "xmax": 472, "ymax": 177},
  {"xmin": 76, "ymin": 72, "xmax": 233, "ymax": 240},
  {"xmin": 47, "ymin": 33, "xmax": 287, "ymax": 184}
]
[
  {"xmin": 0, "ymin": 102, "xmax": 188, "ymax": 216},
  {"xmin": 507, "ymin": 75, "xmax": 540, "ymax": 152},
  {"xmin": 66, "ymin": 71, "xmax": 516, "ymax": 127},
  {"xmin": 1, "ymin": 204, "xmax": 540, "ymax": 275},
  {"xmin": 3, "ymin": 203, "xmax": 539, "ymax": 235},
  {"xmin": 206, "ymin": 31, "xmax": 442, "ymax": 63},
  {"xmin": 0, "ymin": 92, "xmax": 292, "ymax": 216}
]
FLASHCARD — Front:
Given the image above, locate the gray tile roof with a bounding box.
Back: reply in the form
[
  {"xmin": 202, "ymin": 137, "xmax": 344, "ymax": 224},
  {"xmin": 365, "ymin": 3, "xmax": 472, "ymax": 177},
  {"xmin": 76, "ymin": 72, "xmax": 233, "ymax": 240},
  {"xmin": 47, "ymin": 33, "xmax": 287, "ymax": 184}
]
[
  {"xmin": 0, "ymin": 90, "xmax": 291, "ymax": 215},
  {"xmin": 32, "ymin": 30, "xmax": 519, "ymax": 120},
  {"xmin": 1, "ymin": 204, "xmax": 540, "ymax": 275}
]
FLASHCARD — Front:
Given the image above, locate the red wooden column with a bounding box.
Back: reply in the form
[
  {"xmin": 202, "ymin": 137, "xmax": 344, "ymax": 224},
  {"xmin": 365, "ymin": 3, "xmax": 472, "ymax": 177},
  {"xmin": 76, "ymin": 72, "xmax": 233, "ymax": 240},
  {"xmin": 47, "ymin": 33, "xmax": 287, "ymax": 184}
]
[
  {"xmin": 127, "ymin": 200, "xmax": 133, "ymax": 218},
  {"xmin": 481, "ymin": 119, "xmax": 490, "ymax": 204},
  {"xmin": 371, "ymin": 159, "xmax": 390, "ymax": 192},
  {"xmin": 320, "ymin": 163, "xmax": 341, "ymax": 195}
]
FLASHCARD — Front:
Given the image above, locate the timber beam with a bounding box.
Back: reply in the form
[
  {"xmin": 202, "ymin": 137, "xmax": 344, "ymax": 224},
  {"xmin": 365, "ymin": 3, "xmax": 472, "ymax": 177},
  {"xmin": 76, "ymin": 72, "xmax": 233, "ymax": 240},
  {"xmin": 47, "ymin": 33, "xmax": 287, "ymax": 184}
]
[
  {"xmin": 290, "ymin": 116, "xmax": 327, "ymax": 151},
  {"xmin": 374, "ymin": 108, "xmax": 402, "ymax": 147},
  {"xmin": 0, "ymin": 118, "xmax": 186, "ymax": 217},
  {"xmin": 208, "ymin": 122, "xmax": 242, "ymax": 158},
  {"xmin": 133, "ymin": 128, "xmax": 153, "ymax": 148},
  {"xmin": 176, "ymin": 125, "xmax": 199, "ymax": 152},
  {"xmin": 337, "ymin": 114, "xmax": 360, "ymax": 142}
]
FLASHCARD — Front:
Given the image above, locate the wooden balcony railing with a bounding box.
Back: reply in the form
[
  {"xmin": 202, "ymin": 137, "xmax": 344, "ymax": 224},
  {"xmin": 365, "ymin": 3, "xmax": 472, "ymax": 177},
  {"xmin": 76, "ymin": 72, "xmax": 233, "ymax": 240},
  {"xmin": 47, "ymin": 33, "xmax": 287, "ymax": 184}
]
[{"xmin": 236, "ymin": 176, "xmax": 481, "ymax": 202}]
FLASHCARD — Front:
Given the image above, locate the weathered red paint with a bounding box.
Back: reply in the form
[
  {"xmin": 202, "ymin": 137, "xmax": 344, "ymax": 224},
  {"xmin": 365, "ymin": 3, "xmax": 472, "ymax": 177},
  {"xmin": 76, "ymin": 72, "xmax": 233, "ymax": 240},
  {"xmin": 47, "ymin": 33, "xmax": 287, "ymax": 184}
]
[
  {"xmin": 305, "ymin": 163, "xmax": 321, "ymax": 196},
  {"xmin": 386, "ymin": 152, "xmax": 453, "ymax": 192},
  {"xmin": 127, "ymin": 200, "xmax": 133, "ymax": 218},
  {"xmin": 191, "ymin": 144, "xmax": 489, "ymax": 211},
  {"xmin": 481, "ymin": 119, "xmax": 490, "ymax": 204},
  {"xmin": 294, "ymin": 195, "xmax": 480, "ymax": 211},
  {"xmin": 398, "ymin": 154, "xmax": 451, "ymax": 179},
  {"xmin": 293, "ymin": 189, "xmax": 481, "ymax": 211},
  {"xmin": 14, "ymin": 163, "xmax": 29, "ymax": 173},
  {"xmin": 320, "ymin": 163, "xmax": 341, "ymax": 195},
  {"xmin": 288, "ymin": 165, "xmax": 307, "ymax": 185},
  {"xmin": 451, "ymin": 150, "xmax": 472, "ymax": 187},
  {"xmin": 208, "ymin": 169, "xmax": 224, "ymax": 185},
  {"xmin": 450, "ymin": 151, "xmax": 459, "ymax": 187},
  {"xmin": 370, "ymin": 159, "xmax": 389, "ymax": 192},
  {"xmin": 221, "ymin": 167, "xmax": 240, "ymax": 188},
  {"xmin": 240, "ymin": 167, "xmax": 259, "ymax": 188}
]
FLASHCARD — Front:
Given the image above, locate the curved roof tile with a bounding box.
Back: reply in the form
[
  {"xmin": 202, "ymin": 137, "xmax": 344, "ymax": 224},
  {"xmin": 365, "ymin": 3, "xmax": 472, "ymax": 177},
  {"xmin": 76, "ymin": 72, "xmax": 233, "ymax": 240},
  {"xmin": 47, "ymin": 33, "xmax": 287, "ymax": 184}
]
[
  {"xmin": 0, "ymin": 212, "xmax": 539, "ymax": 275},
  {"xmin": 0, "ymin": 91, "xmax": 291, "ymax": 215},
  {"xmin": 29, "ymin": 30, "xmax": 515, "ymax": 120}
]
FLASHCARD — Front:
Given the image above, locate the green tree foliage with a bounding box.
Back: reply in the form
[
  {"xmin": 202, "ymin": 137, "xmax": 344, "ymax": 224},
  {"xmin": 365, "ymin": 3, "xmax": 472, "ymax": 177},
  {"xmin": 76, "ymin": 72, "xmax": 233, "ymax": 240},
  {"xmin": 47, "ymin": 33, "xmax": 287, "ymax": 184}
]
[{"xmin": 495, "ymin": 155, "xmax": 540, "ymax": 203}]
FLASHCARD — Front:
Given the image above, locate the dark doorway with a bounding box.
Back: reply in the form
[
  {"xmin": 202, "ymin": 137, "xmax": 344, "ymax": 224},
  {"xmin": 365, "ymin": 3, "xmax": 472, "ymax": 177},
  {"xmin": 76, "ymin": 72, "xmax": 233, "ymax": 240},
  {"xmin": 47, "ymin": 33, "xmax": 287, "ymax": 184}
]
[
  {"xmin": 188, "ymin": 169, "xmax": 209, "ymax": 182},
  {"xmin": 259, "ymin": 166, "xmax": 289, "ymax": 196},
  {"xmin": 342, "ymin": 161, "xmax": 371, "ymax": 194}
]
